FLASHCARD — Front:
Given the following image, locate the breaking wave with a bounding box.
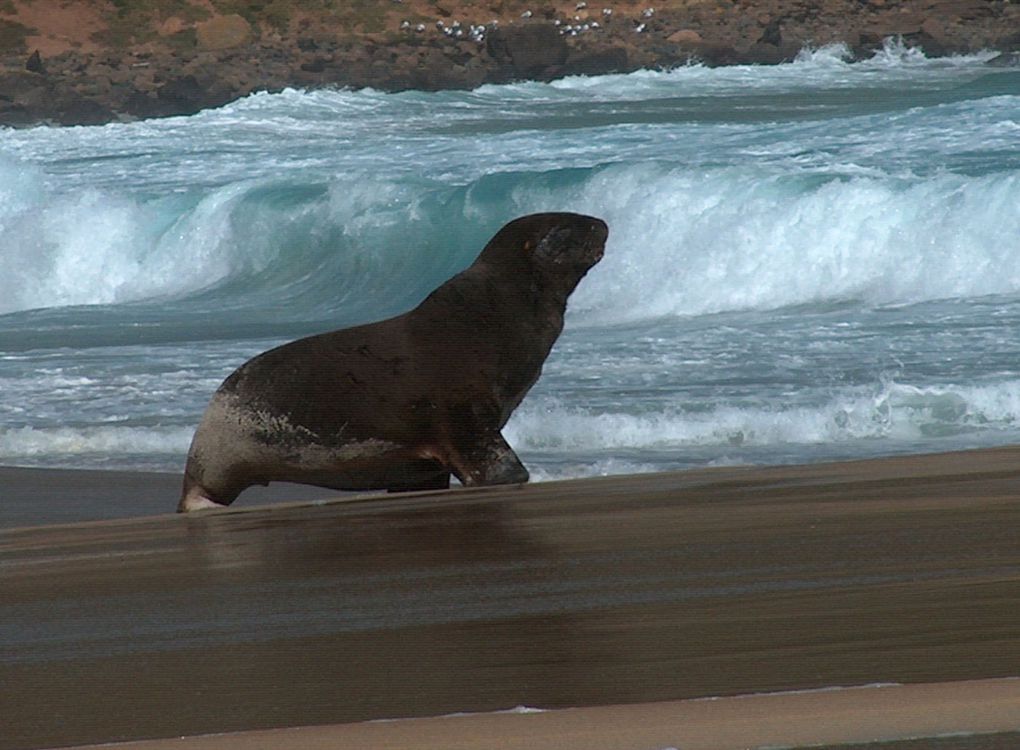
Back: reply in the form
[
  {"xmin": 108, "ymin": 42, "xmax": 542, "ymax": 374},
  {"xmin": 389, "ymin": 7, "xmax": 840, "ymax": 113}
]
[{"xmin": 3, "ymin": 160, "xmax": 1019, "ymax": 326}]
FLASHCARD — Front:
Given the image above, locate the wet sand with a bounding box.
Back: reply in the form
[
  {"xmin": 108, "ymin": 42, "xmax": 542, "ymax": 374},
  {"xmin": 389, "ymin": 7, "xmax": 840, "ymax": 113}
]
[
  {"xmin": 60, "ymin": 679, "xmax": 1020, "ymax": 750},
  {"xmin": 3, "ymin": 446, "xmax": 1020, "ymax": 749},
  {"xmin": 0, "ymin": 466, "xmax": 343, "ymax": 528}
]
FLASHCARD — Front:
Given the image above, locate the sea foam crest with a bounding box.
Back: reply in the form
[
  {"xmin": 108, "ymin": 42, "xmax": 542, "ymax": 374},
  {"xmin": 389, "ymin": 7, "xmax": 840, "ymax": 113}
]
[
  {"xmin": 493, "ymin": 38, "xmax": 991, "ymax": 101},
  {"xmin": 5, "ymin": 155, "xmax": 1020, "ymax": 323},
  {"xmin": 0, "ymin": 161, "xmax": 480, "ymax": 319},
  {"xmin": 564, "ymin": 165, "xmax": 1020, "ymax": 323},
  {"xmin": 0, "ymin": 163, "xmax": 248, "ymax": 314}
]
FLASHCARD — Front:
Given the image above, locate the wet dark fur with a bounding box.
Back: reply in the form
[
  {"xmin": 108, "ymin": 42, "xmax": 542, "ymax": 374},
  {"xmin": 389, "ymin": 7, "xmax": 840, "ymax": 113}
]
[{"xmin": 179, "ymin": 212, "xmax": 608, "ymax": 510}]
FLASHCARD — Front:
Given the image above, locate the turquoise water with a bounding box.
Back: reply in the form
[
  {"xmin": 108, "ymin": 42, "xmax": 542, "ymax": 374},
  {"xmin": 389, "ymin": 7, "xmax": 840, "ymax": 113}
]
[{"xmin": 2, "ymin": 41, "xmax": 1020, "ymax": 480}]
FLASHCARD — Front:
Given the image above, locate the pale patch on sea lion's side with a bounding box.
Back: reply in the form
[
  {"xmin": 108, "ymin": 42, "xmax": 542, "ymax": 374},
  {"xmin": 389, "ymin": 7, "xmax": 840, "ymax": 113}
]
[{"xmin": 178, "ymin": 212, "xmax": 608, "ymax": 512}]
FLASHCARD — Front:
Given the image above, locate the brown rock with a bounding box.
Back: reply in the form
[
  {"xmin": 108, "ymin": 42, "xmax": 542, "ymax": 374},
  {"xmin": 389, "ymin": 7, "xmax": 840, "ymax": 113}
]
[
  {"xmin": 998, "ymin": 30, "xmax": 1020, "ymax": 50},
  {"xmin": 195, "ymin": 15, "xmax": 251, "ymax": 52},
  {"xmin": 759, "ymin": 17, "xmax": 782, "ymax": 46},
  {"xmin": 159, "ymin": 17, "xmax": 189, "ymax": 37},
  {"xmin": 921, "ymin": 18, "xmax": 944, "ymax": 37},
  {"xmin": 486, "ymin": 23, "xmax": 568, "ymax": 77},
  {"xmin": 667, "ymin": 29, "xmax": 703, "ymax": 44},
  {"xmin": 563, "ymin": 46, "xmax": 629, "ymax": 76},
  {"xmin": 300, "ymin": 56, "xmax": 328, "ymax": 73},
  {"xmin": 743, "ymin": 42, "xmax": 790, "ymax": 64},
  {"xmin": 53, "ymin": 93, "xmax": 113, "ymax": 126},
  {"xmin": 0, "ymin": 69, "xmax": 46, "ymax": 101},
  {"xmin": 25, "ymin": 49, "xmax": 44, "ymax": 73},
  {"xmin": 986, "ymin": 51, "xmax": 1020, "ymax": 66}
]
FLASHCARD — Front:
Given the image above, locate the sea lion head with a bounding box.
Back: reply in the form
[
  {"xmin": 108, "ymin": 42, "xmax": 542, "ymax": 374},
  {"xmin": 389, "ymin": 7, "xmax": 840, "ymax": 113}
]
[{"xmin": 478, "ymin": 212, "xmax": 608, "ymax": 292}]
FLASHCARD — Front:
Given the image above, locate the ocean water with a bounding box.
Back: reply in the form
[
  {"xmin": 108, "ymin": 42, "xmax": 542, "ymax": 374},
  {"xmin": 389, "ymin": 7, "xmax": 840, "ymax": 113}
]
[{"xmin": 2, "ymin": 40, "xmax": 1020, "ymax": 482}]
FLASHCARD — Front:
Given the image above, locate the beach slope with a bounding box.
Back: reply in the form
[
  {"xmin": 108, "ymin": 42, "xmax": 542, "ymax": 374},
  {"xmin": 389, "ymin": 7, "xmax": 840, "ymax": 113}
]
[{"xmin": 3, "ymin": 447, "xmax": 1020, "ymax": 749}]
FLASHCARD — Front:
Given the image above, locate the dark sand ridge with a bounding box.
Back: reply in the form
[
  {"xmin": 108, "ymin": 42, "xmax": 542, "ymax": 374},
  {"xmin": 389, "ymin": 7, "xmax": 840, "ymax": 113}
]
[{"xmin": 3, "ymin": 445, "xmax": 1020, "ymax": 749}]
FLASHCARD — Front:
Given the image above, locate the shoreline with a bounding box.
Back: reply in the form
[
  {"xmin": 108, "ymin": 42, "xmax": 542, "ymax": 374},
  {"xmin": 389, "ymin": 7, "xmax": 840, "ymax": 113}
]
[
  {"xmin": 0, "ymin": 464, "xmax": 353, "ymax": 528},
  {"xmin": 4, "ymin": 441, "xmax": 1020, "ymax": 528},
  {"xmin": 1, "ymin": 0, "xmax": 1018, "ymax": 128},
  {"xmin": 4, "ymin": 442, "xmax": 1020, "ymax": 528}
]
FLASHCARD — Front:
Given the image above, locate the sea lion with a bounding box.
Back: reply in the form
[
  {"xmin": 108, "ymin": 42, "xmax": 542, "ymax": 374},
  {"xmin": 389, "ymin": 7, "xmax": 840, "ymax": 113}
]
[{"xmin": 178, "ymin": 212, "xmax": 608, "ymax": 511}]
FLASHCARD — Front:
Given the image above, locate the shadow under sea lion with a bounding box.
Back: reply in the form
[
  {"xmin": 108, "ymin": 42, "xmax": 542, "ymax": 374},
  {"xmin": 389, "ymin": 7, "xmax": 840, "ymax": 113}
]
[{"xmin": 179, "ymin": 212, "xmax": 608, "ymax": 512}]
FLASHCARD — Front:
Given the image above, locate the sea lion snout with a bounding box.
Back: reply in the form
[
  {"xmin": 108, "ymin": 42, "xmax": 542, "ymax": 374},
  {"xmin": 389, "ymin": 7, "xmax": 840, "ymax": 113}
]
[{"xmin": 585, "ymin": 217, "xmax": 609, "ymax": 263}]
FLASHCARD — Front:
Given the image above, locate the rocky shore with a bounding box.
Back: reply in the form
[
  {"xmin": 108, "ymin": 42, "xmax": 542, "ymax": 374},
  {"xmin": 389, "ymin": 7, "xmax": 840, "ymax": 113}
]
[{"xmin": 1, "ymin": 0, "xmax": 1018, "ymax": 127}]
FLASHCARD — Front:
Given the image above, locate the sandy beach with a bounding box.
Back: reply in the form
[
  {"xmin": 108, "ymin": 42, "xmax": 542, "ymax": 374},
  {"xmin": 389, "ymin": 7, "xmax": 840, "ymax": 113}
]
[{"xmin": 3, "ymin": 446, "xmax": 1020, "ymax": 749}]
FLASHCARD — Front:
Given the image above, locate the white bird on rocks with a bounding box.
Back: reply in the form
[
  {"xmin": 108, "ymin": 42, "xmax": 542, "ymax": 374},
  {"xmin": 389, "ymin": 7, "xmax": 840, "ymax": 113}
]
[
  {"xmin": 602, "ymin": 8, "xmax": 612, "ymax": 16},
  {"xmin": 415, "ymin": 23, "xmax": 426, "ymax": 32},
  {"xmin": 576, "ymin": 1, "xmax": 588, "ymax": 7},
  {"xmin": 400, "ymin": 20, "xmax": 410, "ymax": 29},
  {"xmin": 521, "ymin": 9, "xmax": 533, "ymax": 18},
  {"xmin": 642, "ymin": 7, "xmax": 655, "ymax": 17},
  {"xmin": 635, "ymin": 22, "xmax": 646, "ymax": 32}
]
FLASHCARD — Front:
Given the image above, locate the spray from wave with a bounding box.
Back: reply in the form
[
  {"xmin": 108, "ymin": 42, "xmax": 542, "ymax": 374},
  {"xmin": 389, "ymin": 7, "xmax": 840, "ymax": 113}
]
[
  {"xmin": 506, "ymin": 378, "xmax": 1020, "ymax": 477},
  {"xmin": 0, "ymin": 424, "xmax": 194, "ymax": 470},
  {"xmin": 7, "ymin": 378, "xmax": 1018, "ymax": 474}
]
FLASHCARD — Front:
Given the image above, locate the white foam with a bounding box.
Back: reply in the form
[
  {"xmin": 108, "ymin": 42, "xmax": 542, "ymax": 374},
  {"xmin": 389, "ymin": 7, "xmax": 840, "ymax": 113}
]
[
  {"xmin": 482, "ymin": 39, "xmax": 994, "ymax": 100},
  {"xmin": 563, "ymin": 166, "xmax": 1020, "ymax": 323},
  {"xmin": 507, "ymin": 379, "xmax": 1020, "ymax": 455},
  {"xmin": 0, "ymin": 175, "xmax": 251, "ymax": 313},
  {"xmin": 0, "ymin": 425, "xmax": 193, "ymax": 463}
]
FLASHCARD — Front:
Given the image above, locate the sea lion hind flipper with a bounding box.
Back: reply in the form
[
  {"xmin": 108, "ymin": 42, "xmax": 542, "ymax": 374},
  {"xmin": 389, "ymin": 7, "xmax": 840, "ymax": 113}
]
[
  {"xmin": 177, "ymin": 472, "xmax": 230, "ymax": 512},
  {"xmin": 446, "ymin": 432, "xmax": 529, "ymax": 487}
]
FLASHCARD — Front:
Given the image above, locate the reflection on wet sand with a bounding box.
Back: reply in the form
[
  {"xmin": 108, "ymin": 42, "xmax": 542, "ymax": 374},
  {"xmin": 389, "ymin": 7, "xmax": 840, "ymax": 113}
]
[{"xmin": 3, "ymin": 447, "xmax": 1020, "ymax": 749}]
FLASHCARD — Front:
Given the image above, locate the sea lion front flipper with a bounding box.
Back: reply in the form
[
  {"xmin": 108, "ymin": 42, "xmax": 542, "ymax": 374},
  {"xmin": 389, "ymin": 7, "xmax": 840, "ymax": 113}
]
[{"xmin": 446, "ymin": 431, "xmax": 529, "ymax": 487}]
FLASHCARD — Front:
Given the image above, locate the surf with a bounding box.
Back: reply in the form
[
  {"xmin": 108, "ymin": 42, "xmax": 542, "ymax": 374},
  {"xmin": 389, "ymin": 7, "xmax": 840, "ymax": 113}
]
[{"xmin": 2, "ymin": 45, "xmax": 1020, "ymax": 476}]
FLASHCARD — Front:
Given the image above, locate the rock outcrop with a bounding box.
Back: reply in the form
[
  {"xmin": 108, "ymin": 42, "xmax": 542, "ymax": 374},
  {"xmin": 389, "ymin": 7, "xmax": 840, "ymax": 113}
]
[{"xmin": 0, "ymin": 0, "xmax": 1017, "ymax": 127}]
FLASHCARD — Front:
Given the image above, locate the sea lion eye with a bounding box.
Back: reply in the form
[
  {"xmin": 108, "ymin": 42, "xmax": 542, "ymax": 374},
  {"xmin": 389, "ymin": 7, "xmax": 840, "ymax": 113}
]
[{"xmin": 523, "ymin": 241, "xmax": 533, "ymax": 252}]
